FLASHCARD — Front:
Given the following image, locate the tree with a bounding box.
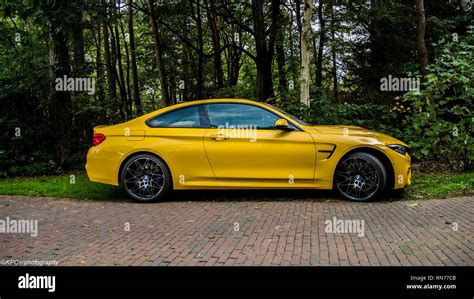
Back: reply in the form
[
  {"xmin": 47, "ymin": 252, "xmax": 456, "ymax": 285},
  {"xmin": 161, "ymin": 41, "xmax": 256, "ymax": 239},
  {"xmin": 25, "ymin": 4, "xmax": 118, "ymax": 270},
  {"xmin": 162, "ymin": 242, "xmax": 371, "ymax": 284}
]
[
  {"xmin": 275, "ymin": 9, "xmax": 288, "ymax": 97},
  {"xmin": 217, "ymin": 0, "xmax": 281, "ymax": 100},
  {"xmin": 294, "ymin": 0, "xmax": 302, "ymax": 60},
  {"xmin": 252, "ymin": 0, "xmax": 281, "ymax": 101},
  {"xmin": 43, "ymin": 0, "xmax": 75, "ymax": 167},
  {"xmin": 315, "ymin": 0, "xmax": 325, "ymax": 89},
  {"xmin": 205, "ymin": 0, "xmax": 224, "ymax": 89},
  {"xmin": 92, "ymin": 20, "xmax": 106, "ymax": 103},
  {"xmin": 72, "ymin": 0, "xmax": 85, "ymax": 75},
  {"xmin": 114, "ymin": 23, "xmax": 130, "ymax": 118},
  {"xmin": 147, "ymin": 0, "xmax": 171, "ymax": 106},
  {"xmin": 128, "ymin": 0, "xmax": 142, "ymax": 114},
  {"xmin": 193, "ymin": 0, "xmax": 205, "ymax": 100},
  {"xmin": 300, "ymin": 0, "xmax": 313, "ymax": 105},
  {"xmin": 224, "ymin": 23, "xmax": 242, "ymax": 86},
  {"xmin": 102, "ymin": 0, "xmax": 117, "ymax": 105},
  {"xmin": 416, "ymin": 0, "xmax": 429, "ymax": 76},
  {"xmin": 329, "ymin": 0, "xmax": 338, "ymax": 100}
]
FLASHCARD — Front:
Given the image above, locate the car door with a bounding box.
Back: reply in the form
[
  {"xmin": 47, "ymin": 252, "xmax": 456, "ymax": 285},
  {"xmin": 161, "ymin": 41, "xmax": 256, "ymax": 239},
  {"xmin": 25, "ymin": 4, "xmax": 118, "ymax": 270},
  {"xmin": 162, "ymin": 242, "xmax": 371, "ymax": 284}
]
[
  {"xmin": 146, "ymin": 104, "xmax": 215, "ymax": 184},
  {"xmin": 203, "ymin": 103, "xmax": 316, "ymax": 182}
]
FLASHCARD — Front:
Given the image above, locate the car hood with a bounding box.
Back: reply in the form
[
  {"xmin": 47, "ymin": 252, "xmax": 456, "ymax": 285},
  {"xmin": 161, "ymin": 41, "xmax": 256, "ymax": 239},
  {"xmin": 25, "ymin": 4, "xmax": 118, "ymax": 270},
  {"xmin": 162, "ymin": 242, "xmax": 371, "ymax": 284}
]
[{"xmin": 303, "ymin": 125, "xmax": 407, "ymax": 147}]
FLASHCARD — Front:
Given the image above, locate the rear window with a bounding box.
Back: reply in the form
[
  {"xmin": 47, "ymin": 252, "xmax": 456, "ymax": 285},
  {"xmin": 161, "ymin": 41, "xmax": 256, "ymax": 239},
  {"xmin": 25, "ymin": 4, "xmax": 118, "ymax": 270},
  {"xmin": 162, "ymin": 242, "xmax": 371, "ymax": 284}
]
[{"xmin": 147, "ymin": 105, "xmax": 206, "ymax": 128}]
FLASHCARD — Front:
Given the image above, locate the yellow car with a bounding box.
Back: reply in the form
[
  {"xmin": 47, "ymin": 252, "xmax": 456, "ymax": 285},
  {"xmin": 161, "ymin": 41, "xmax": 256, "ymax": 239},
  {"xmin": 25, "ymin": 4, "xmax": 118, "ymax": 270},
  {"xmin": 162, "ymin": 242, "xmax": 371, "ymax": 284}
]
[{"xmin": 86, "ymin": 99, "xmax": 411, "ymax": 202}]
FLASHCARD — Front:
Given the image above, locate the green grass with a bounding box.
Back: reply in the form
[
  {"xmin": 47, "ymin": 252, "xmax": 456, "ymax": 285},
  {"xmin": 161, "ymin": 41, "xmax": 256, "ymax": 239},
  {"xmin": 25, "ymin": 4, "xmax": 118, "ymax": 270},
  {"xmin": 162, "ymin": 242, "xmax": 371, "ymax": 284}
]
[
  {"xmin": 0, "ymin": 171, "xmax": 472, "ymax": 201},
  {"xmin": 0, "ymin": 173, "xmax": 123, "ymax": 200},
  {"xmin": 402, "ymin": 172, "xmax": 474, "ymax": 200}
]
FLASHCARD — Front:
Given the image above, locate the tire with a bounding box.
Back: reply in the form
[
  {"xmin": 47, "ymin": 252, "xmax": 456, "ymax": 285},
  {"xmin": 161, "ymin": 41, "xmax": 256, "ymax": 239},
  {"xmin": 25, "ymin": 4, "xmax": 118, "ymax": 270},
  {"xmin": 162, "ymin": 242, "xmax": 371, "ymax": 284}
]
[
  {"xmin": 334, "ymin": 152, "xmax": 387, "ymax": 202},
  {"xmin": 120, "ymin": 154, "xmax": 172, "ymax": 202}
]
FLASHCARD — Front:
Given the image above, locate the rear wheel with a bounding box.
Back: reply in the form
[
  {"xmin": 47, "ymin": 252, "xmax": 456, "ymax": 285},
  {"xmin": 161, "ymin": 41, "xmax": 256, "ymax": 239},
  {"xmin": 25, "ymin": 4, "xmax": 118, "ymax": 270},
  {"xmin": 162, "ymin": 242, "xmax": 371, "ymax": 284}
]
[
  {"xmin": 120, "ymin": 154, "xmax": 171, "ymax": 202},
  {"xmin": 334, "ymin": 152, "xmax": 387, "ymax": 201}
]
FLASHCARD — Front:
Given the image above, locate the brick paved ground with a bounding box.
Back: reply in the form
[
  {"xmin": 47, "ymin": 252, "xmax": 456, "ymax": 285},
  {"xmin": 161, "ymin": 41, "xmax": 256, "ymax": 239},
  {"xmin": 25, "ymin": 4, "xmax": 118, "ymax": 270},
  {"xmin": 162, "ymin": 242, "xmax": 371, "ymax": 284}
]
[{"xmin": 0, "ymin": 194, "xmax": 472, "ymax": 266}]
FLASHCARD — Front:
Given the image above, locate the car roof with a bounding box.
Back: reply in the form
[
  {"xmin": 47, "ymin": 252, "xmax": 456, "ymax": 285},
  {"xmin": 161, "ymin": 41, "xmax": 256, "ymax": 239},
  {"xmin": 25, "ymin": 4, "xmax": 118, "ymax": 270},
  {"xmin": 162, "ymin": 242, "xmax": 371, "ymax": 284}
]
[
  {"xmin": 177, "ymin": 98, "xmax": 259, "ymax": 105},
  {"xmin": 154, "ymin": 98, "xmax": 267, "ymax": 113},
  {"xmin": 135, "ymin": 98, "xmax": 268, "ymax": 122}
]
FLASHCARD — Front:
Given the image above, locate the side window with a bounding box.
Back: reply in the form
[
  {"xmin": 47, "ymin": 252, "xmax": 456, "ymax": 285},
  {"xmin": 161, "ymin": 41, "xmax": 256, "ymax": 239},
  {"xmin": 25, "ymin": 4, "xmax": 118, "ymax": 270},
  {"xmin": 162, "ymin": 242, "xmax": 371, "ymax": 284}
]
[
  {"xmin": 148, "ymin": 105, "xmax": 207, "ymax": 128},
  {"xmin": 206, "ymin": 103, "xmax": 280, "ymax": 129}
]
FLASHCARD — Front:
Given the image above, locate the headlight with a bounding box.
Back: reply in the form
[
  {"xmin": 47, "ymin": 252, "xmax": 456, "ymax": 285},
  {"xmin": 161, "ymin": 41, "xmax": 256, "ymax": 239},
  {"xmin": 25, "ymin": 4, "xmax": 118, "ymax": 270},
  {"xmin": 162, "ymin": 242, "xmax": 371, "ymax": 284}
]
[{"xmin": 387, "ymin": 144, "xmax": 408, "ymax": 155}]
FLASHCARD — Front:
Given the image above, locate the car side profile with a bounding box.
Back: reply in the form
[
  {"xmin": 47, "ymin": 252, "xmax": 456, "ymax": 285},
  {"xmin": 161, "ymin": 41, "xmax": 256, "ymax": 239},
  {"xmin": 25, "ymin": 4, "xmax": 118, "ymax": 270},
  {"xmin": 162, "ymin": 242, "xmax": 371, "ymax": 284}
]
[{"xmin": 86, "ymin": 99, "xmax": 412, "ymax": 202}]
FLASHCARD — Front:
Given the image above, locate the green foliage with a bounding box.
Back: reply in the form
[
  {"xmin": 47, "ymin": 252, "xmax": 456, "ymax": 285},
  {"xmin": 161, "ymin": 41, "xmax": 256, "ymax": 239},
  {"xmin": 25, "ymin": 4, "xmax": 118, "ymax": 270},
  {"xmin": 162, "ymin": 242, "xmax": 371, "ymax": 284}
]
[
  {"xmin": 0, "ymin": 155, "xmax": 60, "ymax": 177},
  {"xmin": 401, "ymin": 28, "xmax": 473, "ymax": 169},
  {"xmin": 212, "ymin": 83, "xmax": 256, "ymax": 101},
  {"xmin": 344, "ymin": 0, "xmax": 417, "ymax": 102}
]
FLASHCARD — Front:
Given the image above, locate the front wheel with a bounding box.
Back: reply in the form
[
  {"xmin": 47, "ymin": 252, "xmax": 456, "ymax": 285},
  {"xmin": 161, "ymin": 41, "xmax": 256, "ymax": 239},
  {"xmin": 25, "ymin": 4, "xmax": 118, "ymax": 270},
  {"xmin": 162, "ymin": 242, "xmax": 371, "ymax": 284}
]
[
  {"xmin": 120, "ymin": 154, "xmax": 172, "ymax": 202},
  {"xmin": 334, "ymin": 152, "xmax": 387, "ymax": 202}
]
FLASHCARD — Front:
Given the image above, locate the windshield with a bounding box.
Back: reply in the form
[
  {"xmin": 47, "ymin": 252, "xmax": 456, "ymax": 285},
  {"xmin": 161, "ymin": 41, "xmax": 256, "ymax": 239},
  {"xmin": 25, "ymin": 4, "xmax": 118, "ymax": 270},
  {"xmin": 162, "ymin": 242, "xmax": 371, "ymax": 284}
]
[{"xmin": 264, "ymin": 103, "xmax": 310, "ymax": 126}]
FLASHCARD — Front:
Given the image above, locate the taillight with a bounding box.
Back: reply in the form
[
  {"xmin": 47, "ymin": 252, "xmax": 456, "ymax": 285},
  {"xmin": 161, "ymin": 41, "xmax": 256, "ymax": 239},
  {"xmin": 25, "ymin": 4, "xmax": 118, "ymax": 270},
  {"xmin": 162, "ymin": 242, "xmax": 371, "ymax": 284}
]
[{"xmin": 92, "ymin": 133, "xmax": 106, "ymax": 146}]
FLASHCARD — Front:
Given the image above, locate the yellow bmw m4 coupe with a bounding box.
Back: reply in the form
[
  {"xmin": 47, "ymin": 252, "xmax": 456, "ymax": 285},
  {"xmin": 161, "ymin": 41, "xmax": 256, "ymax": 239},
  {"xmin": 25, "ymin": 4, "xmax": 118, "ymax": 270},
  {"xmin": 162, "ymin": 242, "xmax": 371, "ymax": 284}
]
[{"xmin": 86, "ymin": 99, "xmax": 412, "ymax": 202}]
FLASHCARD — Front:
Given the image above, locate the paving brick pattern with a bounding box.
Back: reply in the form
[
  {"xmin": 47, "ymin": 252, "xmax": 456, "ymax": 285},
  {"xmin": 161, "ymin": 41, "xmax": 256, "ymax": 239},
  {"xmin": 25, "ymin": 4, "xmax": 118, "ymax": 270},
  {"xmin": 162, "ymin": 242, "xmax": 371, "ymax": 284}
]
[{"xmin": 0, "ymin": 195, "xmax": 472, "ymax": 266}]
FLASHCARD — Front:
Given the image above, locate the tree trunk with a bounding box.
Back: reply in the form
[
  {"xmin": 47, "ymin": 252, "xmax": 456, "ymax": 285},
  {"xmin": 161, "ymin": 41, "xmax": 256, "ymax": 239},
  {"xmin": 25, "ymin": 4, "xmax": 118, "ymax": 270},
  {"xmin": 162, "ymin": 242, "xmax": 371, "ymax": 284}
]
[
  {"xmin": 415, "ymin": 0, "xmax": 429, "ymax": 76},
  {"xmin": 315, "ymin": 0, "xmax": 325, "ymax": 89},
  {"xmin": 331, "ymin": 42, "xmax": 338, "ymax": 100},
  {"xmin": 227, "ymin": 25, "xmax": 242, "ymax": 86},
  {"xmin": 206, "ymin": 0, "xmax": 224, "ymax": 89},
  {"xmin": 109, "ymin": 26, "xmax": 124, "ymax": 119},
  {"xmin": 72, "ymin": 0, "xmax": 84, "ymax": 75},
  {"xmin": 288, "ymin": 11, "xmax": 298, "ymax": 87},
  {"xmin": 102, "ymin": 0, "xmax": 117, "ymax": 102},
  {"xmin": 196, "ymin": 0, "xmax": 204, "ymax": 100},
  {"xmin": 252, "ymin": 0, "xmax": 280, "ymax": 101},
  {"xmin": 128, "ymin": 0, "xmax": 142, "ymax": 114},
  {"xmin": 94, "ymin": 24, "xmax": 106, "ymax": 103},
  {"xmin": 300, "ymin": 0, "xmax": 313, "ymax": 105},
  {"xmin": 148, "ymin": 0, "xmax": 171, "ymax": 106},
  {"xmin": 50, "ymin": 29, "xmax": 72, "ymax": 167},
  {"xmin": 253, "ymin": 0, "xmax": 269, "ymax": 100},
  {"xmin": 329, "ymin": 0, "xmax": 338, "ymax": 100},
  {"xmin": 295, "ymin": 0, "xmax": 302, "ymax": 63},
  {"xmin": 275, "ymin": 19, "xmax": 287, "ymax": 97},
  {"xmin": 120, "ymin": 22, "xmax": 133, "ymax": 116},
  {"xmin": 113, "ymin": 25, "xmax": 129, "ymax": 118}
]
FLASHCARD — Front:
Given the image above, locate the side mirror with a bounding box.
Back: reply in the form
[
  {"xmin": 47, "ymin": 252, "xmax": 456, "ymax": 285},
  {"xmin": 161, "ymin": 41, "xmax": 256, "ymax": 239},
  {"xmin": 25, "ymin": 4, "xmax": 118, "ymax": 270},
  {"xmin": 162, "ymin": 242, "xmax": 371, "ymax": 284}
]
[{"xmin": 274, "ymin": 118, "xmax": 293, "ymax": 131}]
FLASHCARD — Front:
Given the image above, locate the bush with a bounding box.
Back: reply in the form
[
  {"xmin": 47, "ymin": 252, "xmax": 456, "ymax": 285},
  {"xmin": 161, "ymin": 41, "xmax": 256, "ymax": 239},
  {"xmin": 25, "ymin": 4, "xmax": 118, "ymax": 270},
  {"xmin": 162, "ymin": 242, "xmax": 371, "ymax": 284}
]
[
  {"xmin": 401, "ymin": 28, "xmax": 473, "ymax": 170},
  {"xmin": 0, "ymin": 150, "xmax": 61, "ymax": 177}
]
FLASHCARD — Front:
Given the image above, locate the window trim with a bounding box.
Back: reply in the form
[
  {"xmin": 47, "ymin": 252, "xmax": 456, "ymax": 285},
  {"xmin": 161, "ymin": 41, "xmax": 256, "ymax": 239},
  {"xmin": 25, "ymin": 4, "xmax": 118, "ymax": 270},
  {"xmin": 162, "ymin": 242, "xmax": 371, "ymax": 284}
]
[{"xmin": 145, "ymin": 102, "xmax": 303, "ymax": 131}]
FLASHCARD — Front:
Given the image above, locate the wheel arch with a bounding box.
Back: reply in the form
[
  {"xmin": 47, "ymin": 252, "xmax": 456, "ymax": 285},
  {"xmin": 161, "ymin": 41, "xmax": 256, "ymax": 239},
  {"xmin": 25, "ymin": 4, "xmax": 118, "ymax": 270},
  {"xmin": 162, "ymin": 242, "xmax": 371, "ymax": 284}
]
[
  {"xmin": 117, "ymin": 151, "xmax": 173, "ymax": 187},
  {"xmin": 334, "ymin": 147, "xmax": 395, "ymax": 190}
]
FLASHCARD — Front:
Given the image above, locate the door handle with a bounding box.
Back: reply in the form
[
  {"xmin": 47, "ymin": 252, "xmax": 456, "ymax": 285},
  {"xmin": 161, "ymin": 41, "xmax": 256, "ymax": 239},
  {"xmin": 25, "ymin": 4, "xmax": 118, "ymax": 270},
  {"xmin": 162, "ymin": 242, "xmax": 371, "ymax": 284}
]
[{"xmin": 209, "ymin": 134, "xmax": 229, "ymax": 141}]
